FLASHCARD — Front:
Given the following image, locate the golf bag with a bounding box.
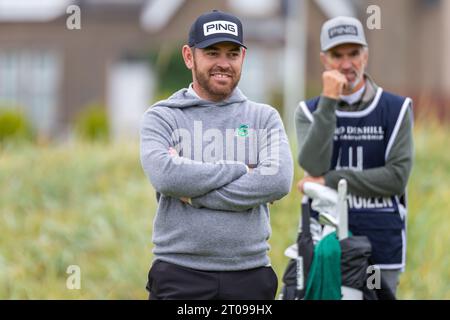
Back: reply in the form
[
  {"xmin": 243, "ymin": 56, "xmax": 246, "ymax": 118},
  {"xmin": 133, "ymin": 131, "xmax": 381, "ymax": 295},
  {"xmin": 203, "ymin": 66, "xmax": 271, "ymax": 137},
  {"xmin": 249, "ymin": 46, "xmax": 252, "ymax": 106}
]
[{"xmin": 279, "ymin": 180, "xmax": 395, "ymax": 300}]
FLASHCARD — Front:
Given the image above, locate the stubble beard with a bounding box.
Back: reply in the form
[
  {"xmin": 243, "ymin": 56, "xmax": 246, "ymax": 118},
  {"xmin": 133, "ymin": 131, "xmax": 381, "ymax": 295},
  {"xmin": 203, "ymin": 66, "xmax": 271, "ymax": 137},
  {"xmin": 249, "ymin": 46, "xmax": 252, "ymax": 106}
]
[
  {"xmin": 342, "ymin": 68, "xmax": 365, "ymax": 94},
  {"xmin": 193, "ymin": 59, "xmax": 241, "ymax": 101}
]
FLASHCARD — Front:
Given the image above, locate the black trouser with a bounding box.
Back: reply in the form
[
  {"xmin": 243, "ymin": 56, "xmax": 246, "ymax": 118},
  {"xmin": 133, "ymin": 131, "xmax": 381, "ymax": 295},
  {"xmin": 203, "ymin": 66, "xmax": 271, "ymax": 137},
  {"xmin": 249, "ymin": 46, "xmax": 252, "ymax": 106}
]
[{"xmin": 146, "ymin": 260, "xmax": 278, "ymax": 300}]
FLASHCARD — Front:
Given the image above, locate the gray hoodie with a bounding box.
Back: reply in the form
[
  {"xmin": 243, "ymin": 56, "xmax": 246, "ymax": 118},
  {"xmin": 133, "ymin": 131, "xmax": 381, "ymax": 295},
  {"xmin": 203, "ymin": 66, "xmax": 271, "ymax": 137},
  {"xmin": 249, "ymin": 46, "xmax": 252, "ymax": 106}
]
[{"xmin": 140, "ymin": 86, "xmax": 293, "ymax": 271}]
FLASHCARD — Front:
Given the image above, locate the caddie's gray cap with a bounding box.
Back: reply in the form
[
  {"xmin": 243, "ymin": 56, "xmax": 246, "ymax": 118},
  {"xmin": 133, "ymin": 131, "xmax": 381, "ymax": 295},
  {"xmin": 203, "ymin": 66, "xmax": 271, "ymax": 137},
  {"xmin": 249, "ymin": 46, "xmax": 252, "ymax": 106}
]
[{"xmin": 320, "ymin": 16, "xmax": 367, "ymax": 51}]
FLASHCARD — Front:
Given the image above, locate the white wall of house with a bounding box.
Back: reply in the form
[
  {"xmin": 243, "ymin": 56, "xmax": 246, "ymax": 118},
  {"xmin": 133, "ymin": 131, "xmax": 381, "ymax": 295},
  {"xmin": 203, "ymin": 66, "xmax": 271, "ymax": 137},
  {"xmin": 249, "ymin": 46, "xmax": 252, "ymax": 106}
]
[
  {"xmin": 107, "ymin": 60, "xmax": 154, "ymax": 142},
  {"xmin": 239, "ymin": 46, "xmax": 267, "ymax": 103},
  {"xmin": 239, "ymin": 44, "xmax": 284, "ymax": 105},
  {"xmin": 442, "ymin": 0, "xmax": 450, "ymax": 95}
]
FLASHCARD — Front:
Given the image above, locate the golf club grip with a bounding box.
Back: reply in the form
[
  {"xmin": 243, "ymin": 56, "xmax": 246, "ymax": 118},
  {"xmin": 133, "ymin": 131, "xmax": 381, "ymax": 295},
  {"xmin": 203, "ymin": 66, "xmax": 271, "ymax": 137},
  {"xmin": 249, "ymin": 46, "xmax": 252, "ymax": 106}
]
[{"xmin": 301, "ymin": 201, "xmax": 311, "ymax": 236}]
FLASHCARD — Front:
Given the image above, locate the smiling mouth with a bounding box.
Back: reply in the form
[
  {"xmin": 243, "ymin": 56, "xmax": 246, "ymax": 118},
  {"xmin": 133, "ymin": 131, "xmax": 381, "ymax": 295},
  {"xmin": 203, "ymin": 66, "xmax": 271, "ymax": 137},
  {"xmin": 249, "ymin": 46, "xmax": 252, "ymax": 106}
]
[{"xmin": 210, "ymin": 73, "xmax": 232, "ymax": 79}]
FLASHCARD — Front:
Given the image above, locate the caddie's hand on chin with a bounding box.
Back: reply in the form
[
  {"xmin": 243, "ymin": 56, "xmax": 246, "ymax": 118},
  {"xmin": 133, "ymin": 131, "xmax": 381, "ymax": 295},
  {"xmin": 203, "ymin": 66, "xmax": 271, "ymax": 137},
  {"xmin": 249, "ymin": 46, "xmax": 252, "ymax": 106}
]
[
  {"xmin": 322, "ymin": 70, "xmax": 348, "ymax": 100},
  {"xmin": 297, "ymin": 176, "xmax": 325, "ymax": 193}
]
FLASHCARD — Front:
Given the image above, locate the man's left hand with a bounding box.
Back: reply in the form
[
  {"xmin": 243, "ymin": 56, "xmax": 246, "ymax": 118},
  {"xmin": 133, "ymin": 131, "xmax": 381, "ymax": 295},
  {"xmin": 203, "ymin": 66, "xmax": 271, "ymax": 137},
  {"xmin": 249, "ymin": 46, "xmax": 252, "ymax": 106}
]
[
  {"xmin": 297, "ymin": 176, "xmax": 325, "ymax": 193},
  {"xmin": 180, "ymin": 197, "xmax": 191, "ymax": 205}
]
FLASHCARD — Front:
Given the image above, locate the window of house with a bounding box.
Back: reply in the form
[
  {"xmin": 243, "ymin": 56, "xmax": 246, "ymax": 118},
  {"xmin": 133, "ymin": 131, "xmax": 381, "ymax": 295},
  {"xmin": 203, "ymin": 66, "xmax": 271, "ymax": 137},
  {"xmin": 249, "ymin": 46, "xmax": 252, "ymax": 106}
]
[{"xmin": 0, "ymin": 49, "xmax": 61, "ymax": 135}]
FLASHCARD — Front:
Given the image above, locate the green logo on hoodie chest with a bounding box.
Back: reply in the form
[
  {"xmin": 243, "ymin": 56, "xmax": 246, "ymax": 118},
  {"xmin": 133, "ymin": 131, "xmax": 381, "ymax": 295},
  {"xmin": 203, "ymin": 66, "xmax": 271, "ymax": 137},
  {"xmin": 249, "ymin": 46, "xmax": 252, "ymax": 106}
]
[{"xmin": 236, "ymin": 124, "xmax": 249, "ymax": 137}]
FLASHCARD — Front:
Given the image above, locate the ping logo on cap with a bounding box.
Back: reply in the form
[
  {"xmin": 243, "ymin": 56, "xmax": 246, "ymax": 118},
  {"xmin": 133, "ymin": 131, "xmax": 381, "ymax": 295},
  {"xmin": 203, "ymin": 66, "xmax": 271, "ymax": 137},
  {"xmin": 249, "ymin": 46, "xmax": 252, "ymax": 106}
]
[
  {"xmin": 203, "ymin": 20, "xmax": 238, "ymax": 37},
  {"xmin": 328, "ymin": 25, "xmax": 358, "ymax": 39}
]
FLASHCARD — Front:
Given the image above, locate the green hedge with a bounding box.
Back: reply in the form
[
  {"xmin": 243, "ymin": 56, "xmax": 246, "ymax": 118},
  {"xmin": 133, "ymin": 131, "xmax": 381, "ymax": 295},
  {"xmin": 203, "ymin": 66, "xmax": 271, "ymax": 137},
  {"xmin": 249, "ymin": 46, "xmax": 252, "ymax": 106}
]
[
  {"xmin": 0, "ymin": 109, "xmax": 33, "ymax": 144},
  {"xmin": 74, "ymin": 104, "xmax": 110, "ymax": 142}
]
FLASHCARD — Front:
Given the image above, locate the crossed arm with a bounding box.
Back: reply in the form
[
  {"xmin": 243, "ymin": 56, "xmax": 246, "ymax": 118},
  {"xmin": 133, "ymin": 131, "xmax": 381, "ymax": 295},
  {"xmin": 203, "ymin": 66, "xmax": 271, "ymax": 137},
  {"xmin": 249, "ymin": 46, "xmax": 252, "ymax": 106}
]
[
  {"xmin": 140, "ymin": 109, "xmax": 248, "ymax": 199},
  {"xmin": 140, "ymin": 109, "xmax": 294, "ymax": 212},
  {"xmin": 190, "ymin": 112, "xmax": 294, "ymax": 212}
]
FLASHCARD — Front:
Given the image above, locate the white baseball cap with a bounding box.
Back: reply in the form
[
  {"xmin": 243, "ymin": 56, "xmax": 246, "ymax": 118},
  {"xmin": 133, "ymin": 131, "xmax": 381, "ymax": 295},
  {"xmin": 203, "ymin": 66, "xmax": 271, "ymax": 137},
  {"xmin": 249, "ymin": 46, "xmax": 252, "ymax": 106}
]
[{"xmin": 320, "ymin": 16, "xmax": 368, "ymax": 51}]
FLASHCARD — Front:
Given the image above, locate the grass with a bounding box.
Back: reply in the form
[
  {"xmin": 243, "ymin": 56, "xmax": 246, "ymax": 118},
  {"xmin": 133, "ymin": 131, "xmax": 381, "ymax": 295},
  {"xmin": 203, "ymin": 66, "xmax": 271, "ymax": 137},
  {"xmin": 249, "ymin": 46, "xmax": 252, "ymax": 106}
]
[
  {"xmin": 0, "ymin": 121, "xmax": 448, "ymax": 299},
  {"xmin": 0, "ymin": 142, "xmax": 155, "ymax": 299}
]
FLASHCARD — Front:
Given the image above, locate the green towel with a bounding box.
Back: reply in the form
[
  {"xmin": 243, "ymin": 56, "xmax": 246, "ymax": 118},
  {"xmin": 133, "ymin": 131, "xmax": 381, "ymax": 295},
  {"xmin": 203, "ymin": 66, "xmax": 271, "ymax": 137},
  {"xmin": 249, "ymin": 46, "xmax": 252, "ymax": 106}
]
[{"xmin": 304, "ymin": 232, "xmax": 342, "ymax": 300}]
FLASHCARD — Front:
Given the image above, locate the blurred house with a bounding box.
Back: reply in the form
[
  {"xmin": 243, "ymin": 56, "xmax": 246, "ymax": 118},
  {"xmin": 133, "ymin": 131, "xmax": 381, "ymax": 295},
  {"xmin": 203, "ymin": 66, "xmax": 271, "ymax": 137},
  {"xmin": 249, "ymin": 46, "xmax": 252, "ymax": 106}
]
[{"xmin": 0, "ymin": 0, "xmax": 447, "ymax": 140}]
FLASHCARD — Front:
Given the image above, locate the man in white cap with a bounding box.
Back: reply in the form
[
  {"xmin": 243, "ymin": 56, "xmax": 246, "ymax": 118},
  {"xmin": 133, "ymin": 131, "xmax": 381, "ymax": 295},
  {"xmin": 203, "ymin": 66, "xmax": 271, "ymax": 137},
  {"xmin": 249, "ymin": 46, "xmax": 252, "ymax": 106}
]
[{"xmin": 295, "ymin": 16, "xmax": 414, "ymax": 297}]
